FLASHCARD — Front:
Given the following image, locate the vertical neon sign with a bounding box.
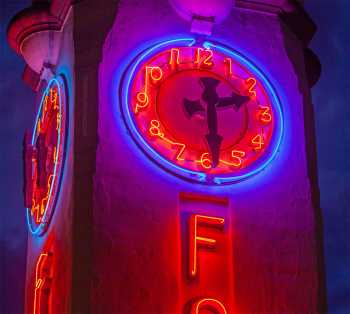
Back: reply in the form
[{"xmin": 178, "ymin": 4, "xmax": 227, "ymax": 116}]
[
  {"xmin": 191, "ymin": 298, "xmax": 227, "ymax": 314},
  {"xmin": 188, "ymin": 214, "xmax": 228, "ymax": 312},
  {"xmin": 180, "ymin": 193, "xmax": 233, "ymax": 313},
  {"xmin": 33, "ymin": 252, "xmax": 53, "ymax": 314},
  {"xmin": 189, "ymin": 215, "xmax": 225, "ymax": 278}
]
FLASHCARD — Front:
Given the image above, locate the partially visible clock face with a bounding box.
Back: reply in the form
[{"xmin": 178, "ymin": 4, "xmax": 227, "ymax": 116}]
[
  {"xmin": 120, "ymin": 39, "xmax": 283, "ymax": 184},
  {"xmin": 24, "ymin": 77, "xmax": 67, "ymax": 235}
]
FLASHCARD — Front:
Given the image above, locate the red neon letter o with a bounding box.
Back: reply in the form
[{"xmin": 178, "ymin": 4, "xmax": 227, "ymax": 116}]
[{"xmin": 191, "ymin": 298, "xmax": 227, "ymax": 314}]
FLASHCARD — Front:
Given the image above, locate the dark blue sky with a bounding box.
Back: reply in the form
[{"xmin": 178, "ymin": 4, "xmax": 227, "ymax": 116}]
[
  {"xmin": 0, "ymin": 1, "xmax": 349, "ymax": 313},
  {"xmin": 1, "ymin": 1, "xmax": 34, "ymax": 313},
  {"xmin": 305, "ymin": 1, "xmax": 350, "ymax": 313}
]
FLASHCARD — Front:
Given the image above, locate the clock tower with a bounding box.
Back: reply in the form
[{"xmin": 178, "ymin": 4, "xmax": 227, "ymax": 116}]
[{"xmin": 8, "ymin": 0, "xmax": 326, "ymax": 313}]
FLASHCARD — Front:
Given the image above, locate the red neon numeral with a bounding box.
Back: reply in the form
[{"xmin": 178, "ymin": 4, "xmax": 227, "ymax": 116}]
[
  {"xmin": 220, "ymin": 150, "xmax": 246, "ymax": 167},
  {"xmin": 34, "ymin": 252, "xmax": 53, "ymax": 314},
  {"xmin": 246, "ymin": 77, "xmax": 257, "ymax": 97},
  {"xmin": 224, "ymin": 58, "xmax": 232, "ymax": 77},
  {"xmin": 135, "ymin": 66, "xmax": 163, "ymax": 113},
  {"xmin": 42, "ymin": 89, "xmax": 58, "ymax": 124},
  {"xmin": 41, "ymin": 96, "xmax": 48, "ymax": 124},
  {"xmin": 258, "ymin": 105, "xmax": 272, "ymax": 123},
  {"xmin": 30, "ymin": 156, "xmax": 42, "ymax": 223},
  {"xmin": 149, "ymin": 120, "xmax": 186, "ymax": 160},
  {"xmin": 231, "ymin": 150, "xmax": 245, "ymax": 167},
  {"xmin": 56, "ymin": 113, "xmax": 61, "ymax": 130},
  {"xmin": 251, "ymin": 134, "xmax": 264, "ymax": 150},
  {"xmin": 135, "ymin": 92, "xmax": 149, "ymax": 113},
  {"xmin": 169, "ymin": 48, "xmax": 180, "ymax": 66},
  {"xmin": 50, "ymin": 88, "xmax": 58, "ymax": 109},
  {"xmin": 31, "ymin": 173, "xmax": 54, "ymax": 224},
  {"xmin": 194, "ymin": 48, "xmax": 213, "ymax": 67},
  {"xmin": 191, "ymin": 298, "xmax": 228, "ymax": 314},
  {"xmin": 203, "ymin": 50, "xmax": 213, "ymax": 66},
  {"xmin": 53, "ymin": 147, "xmax": 57, "ymax": 163},
  {"xmin": 189, "ymin": 214, "xmax": 225, "ymax": 278},
  {"xmin": 149, "ymin": 119, "xmax": 163, "ymax": 137},
  {"xmin": 36, "ymin": 120, "xmax": 41, "ymax": 134},
  {"xmin": 199, "ymin": 153, "xmax": 211, "ymax": 169},
  {"xmin": 31, "ymin": 202, "xmax": 41, "ymax": 223},
  {"xmin": 146, "ymin": 66, "xmax": 163, "ymax": 83},
  {"xmin": 194, "ymin": 48, "xmax": 202, "ymax": 64},
  {"xmin": 174, "ymin": 143, "xmax": 186, "ymax": 161}
]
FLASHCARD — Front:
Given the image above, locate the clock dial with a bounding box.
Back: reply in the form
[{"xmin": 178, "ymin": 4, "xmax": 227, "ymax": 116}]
[
  {"xmin": 119, "ymin": 39, "xmax": 283, "ymax": 184},
  {"xmin": 24, "ymin": 77, "xmax": 68, "ymax": 235}
]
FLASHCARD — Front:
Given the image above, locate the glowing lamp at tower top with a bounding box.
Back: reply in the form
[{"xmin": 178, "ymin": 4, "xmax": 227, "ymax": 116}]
[{"xmin": 169, "ymin": 0, "xmax": 234, "ymax": 23}]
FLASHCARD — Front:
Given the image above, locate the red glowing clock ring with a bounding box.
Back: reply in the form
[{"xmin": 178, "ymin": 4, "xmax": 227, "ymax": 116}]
[
  {"xmin": 119, "ymin": 38, "xmax": 283, "ymax": 184},
  {"xmin": 25, "ymin": 76, "xmax": 68, "ymax": 235}
]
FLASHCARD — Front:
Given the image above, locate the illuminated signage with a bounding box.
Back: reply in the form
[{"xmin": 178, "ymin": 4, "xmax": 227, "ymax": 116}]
[
  {"xmin": 188, "ymin": 214, "xmax": 227, "ymax": 312},
  {"xmin": 24, "ymin": 77, "xmax": 68, "ymax": 235},
  {"xmin": 33, "ymin": 252, "xmax": 53, "ymax": 314},
  {"xmin": 191, "ymin": 298, "xmax": 227, "ymax": 314},
  {"xmin": 180, "ymin": 193, "xmax": 233, "ymax": 313},
  {"xmin": 188, "ymin": 214, "xmax": 225, "ymax": 278},
  {"xmin": 119, "ymin": 38, "xmax": 283, "ymax": 184}
]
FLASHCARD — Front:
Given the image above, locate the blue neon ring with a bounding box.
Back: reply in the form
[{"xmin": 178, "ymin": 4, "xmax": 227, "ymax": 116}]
[
  {"xmin": 26, "ymin": 76, "xmax": 68, "ymax": 236},
  {"xmin": 119, "ymin": 38, "xmax": 284, "ymax": 185}
]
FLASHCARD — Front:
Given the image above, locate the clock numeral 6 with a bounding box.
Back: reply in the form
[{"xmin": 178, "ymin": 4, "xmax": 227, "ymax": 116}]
[{"xmin": 199, "ymin": 153, "xmax": 212, "ymax": 169}]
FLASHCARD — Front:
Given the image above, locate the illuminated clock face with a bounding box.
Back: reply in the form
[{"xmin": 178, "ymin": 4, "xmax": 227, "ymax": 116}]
[
  {"xmin": 120, "ymin": 39, "xmax": 283, "ymax": 184},
  {"xmin": 24, "ymin": 77, "xmax": 67, "ymax": 235}
]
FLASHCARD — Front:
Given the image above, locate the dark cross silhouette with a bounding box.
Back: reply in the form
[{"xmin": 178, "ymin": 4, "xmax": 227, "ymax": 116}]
[{"xmin": 183, "ymin": 77, "xmax": 250, "ymax": 168}]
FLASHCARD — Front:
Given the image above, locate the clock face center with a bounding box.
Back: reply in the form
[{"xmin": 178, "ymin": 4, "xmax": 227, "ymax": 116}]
[{"xmin": 157, "ymin": 70, "xmax": 249, "ymax": 152}]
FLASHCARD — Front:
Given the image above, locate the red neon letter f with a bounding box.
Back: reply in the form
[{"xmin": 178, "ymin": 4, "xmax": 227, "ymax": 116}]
[{"xmin": 189, "ymin": 214, "xmax": 225, "ymax": 278}]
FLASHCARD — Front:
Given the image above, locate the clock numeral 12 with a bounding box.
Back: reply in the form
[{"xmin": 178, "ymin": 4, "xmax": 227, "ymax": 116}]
[{"xmin": 194, "ymin": 48, "xmax": 213, "ymax": 67}]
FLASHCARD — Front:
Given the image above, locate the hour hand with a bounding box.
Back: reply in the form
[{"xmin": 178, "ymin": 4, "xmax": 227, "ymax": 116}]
[
  {"xmin": 183, "ymin": 98, "xmax": 205, "ymax": 118},
  {"xmin": 217, "ymin": 92, "xmax": 250, "ymax": 111}
]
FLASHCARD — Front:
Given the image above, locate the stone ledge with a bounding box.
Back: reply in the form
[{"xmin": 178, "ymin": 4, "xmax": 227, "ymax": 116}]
[
  {"xmin": 236, "ymin": 0, "xmax": 316, "ymax": 45},
  {"xmin": 236, "ymin": 0, "xmax": 320, "ymax": 86},
  {"xmin": 6, "ymin": 0, "xmax": 72, "ymax": 89}
]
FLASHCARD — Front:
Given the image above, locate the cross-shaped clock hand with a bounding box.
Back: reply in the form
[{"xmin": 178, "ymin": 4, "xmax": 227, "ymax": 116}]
[{"xmin": 184, "ymin": 77, "xmax": 250, "ymax": 168}]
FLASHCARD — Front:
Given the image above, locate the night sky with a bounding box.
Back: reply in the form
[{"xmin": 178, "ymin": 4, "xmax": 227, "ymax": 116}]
[{"xmin": 0, "ymin": 0, "xmax": 349, "ymax": 313}]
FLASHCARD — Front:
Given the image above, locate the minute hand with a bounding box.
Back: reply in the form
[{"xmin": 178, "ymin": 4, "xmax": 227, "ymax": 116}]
[
  {"xmin": 200, "ymin": 77, "xmax": 222, "ymax": 168},
  {"xmin": 205, "ymin": 100, "xmax": 222, "ymax": 168},
  {"xmin": 200, "ymin": 77, "xmax": 251, "ymax": 168}
]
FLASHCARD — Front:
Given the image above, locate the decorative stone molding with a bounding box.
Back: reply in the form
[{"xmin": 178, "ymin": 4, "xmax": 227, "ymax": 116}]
[
  {"xmin": 7, "ymin": 0, "xmax": 72, "ymax": 89},
  {"xmin": 7, "ymin": 0, "xmax": 320, "ymax": 89}
]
